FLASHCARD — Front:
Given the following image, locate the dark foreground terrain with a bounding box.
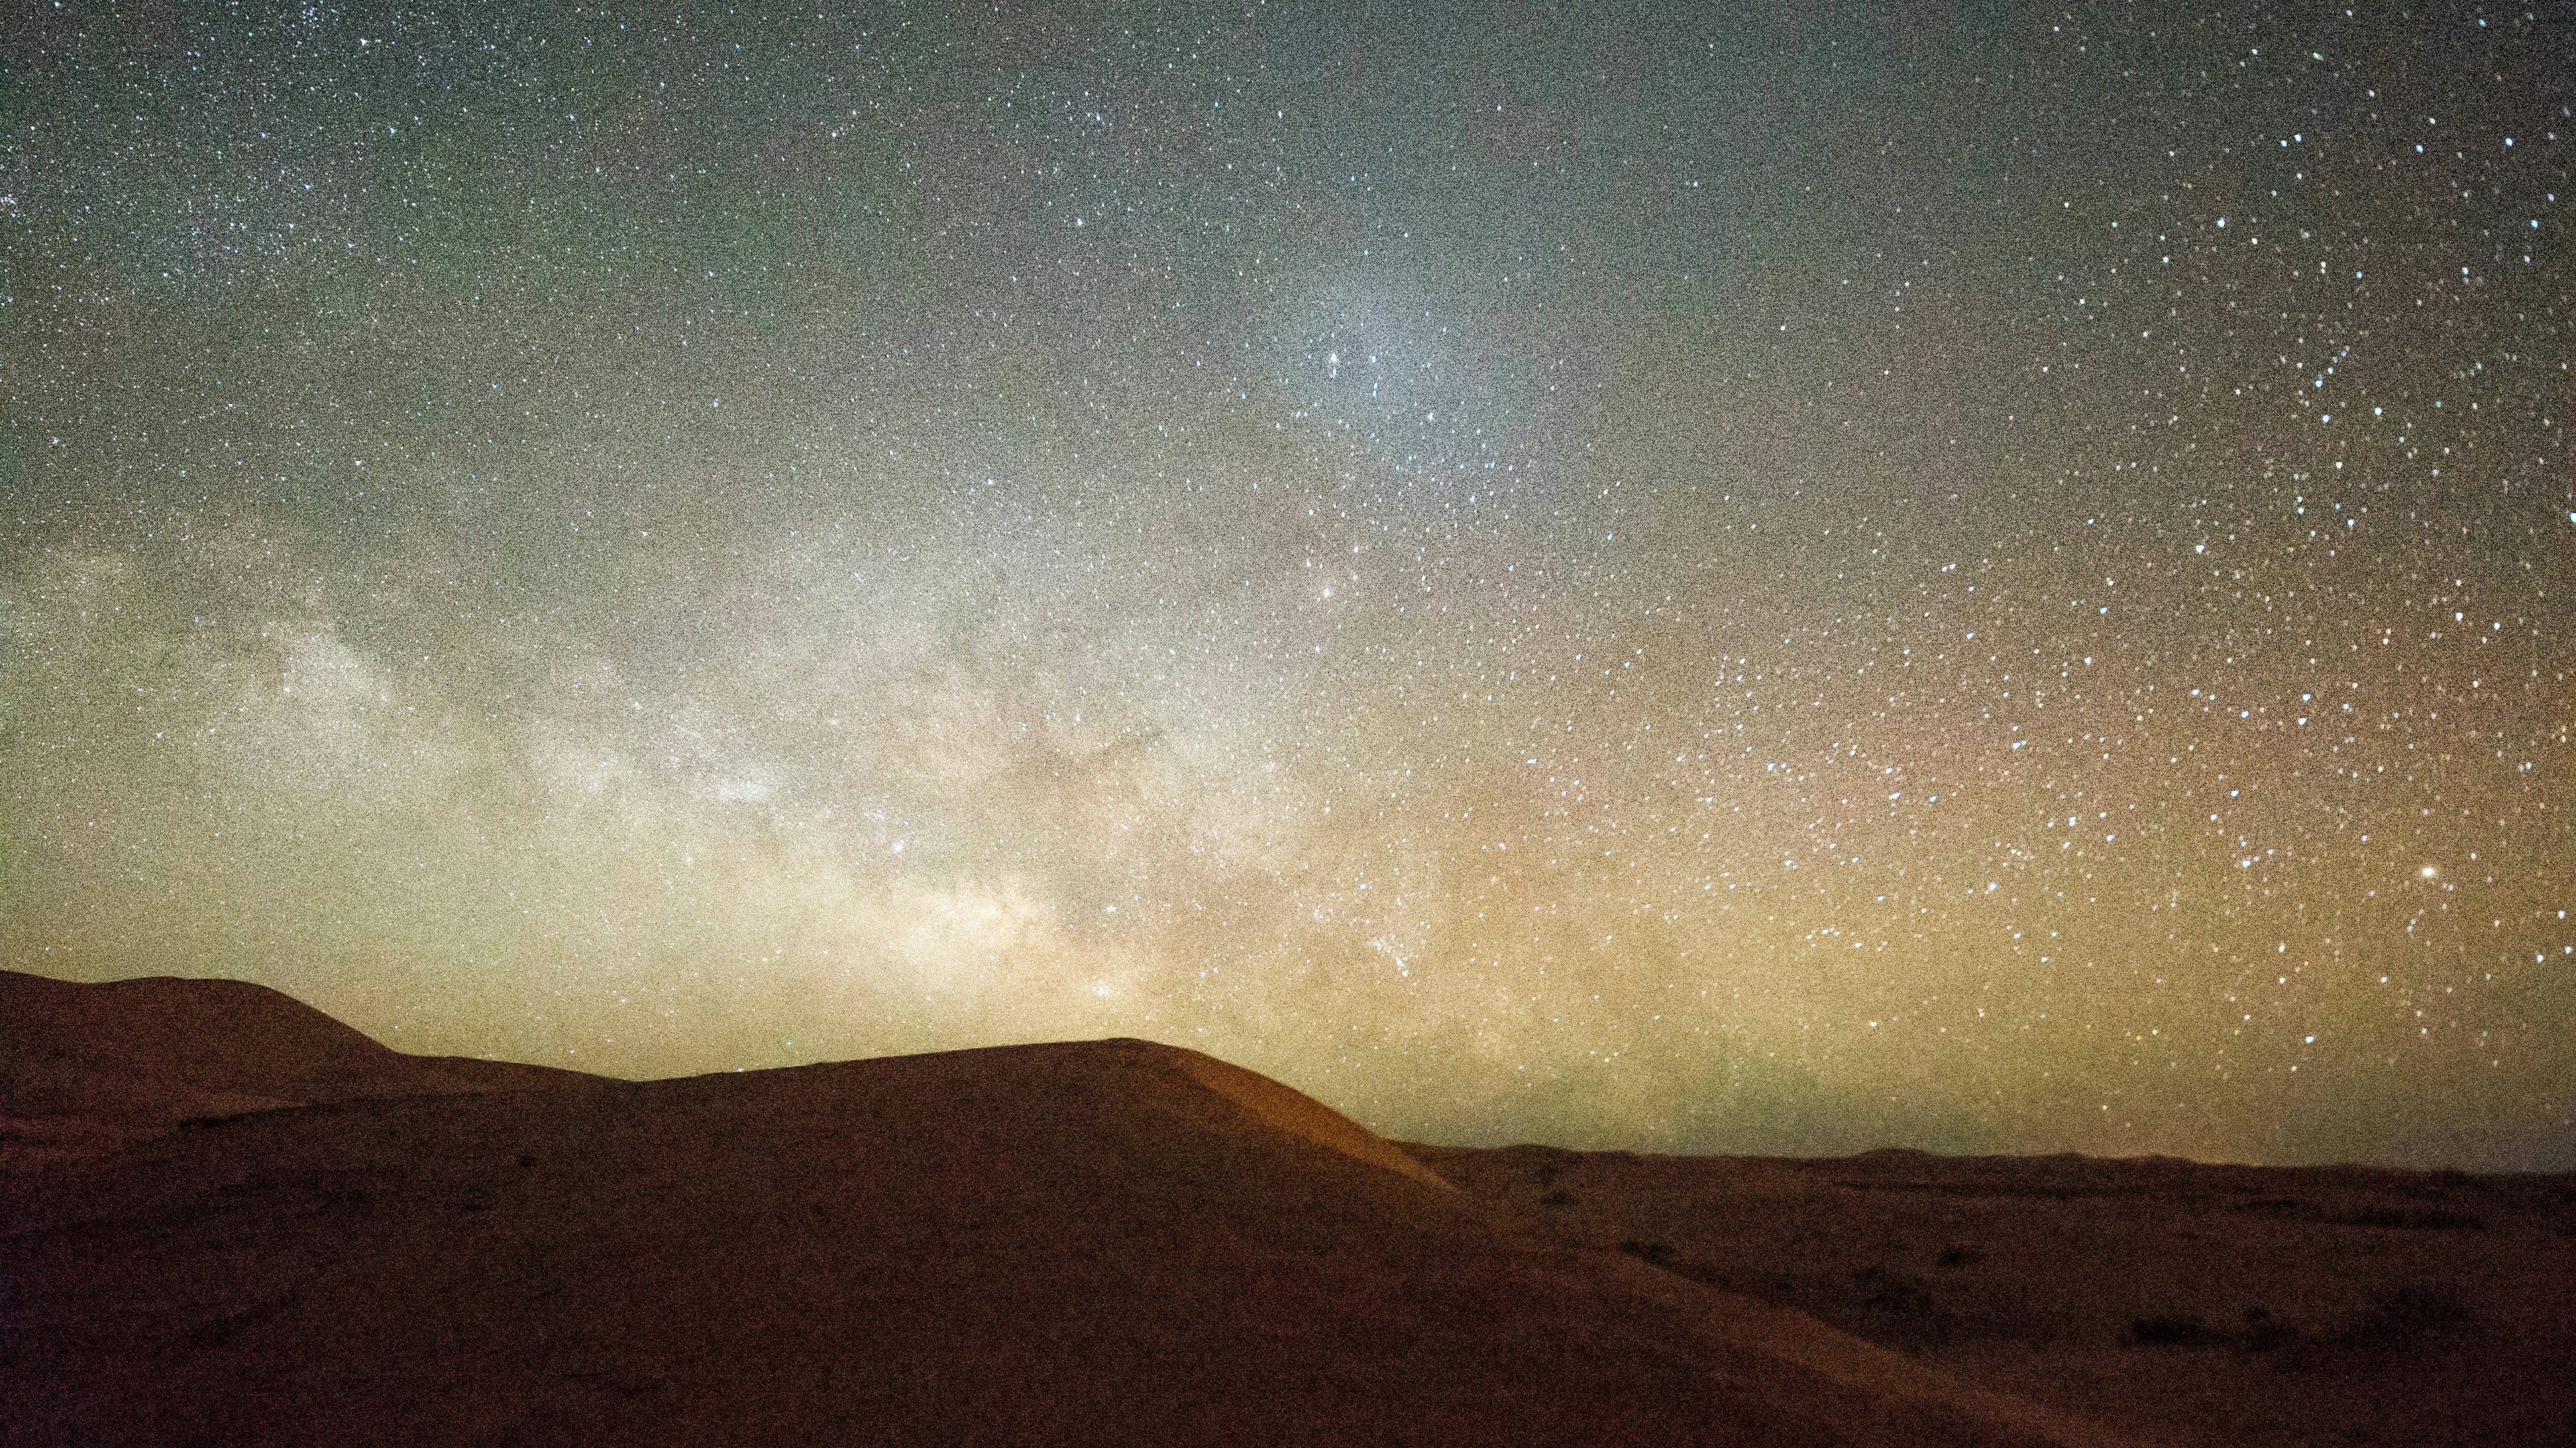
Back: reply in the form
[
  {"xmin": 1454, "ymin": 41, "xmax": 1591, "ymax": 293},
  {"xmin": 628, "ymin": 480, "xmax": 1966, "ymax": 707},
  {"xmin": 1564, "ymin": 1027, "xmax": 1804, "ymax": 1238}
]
[
  {"xmin": 4, "ymin": 970, "xmax": 2568, "ymax": 1447},
  {"xmin": 1409, "ymin": 1146, "xmax": 2576, "ymax": 1448}
]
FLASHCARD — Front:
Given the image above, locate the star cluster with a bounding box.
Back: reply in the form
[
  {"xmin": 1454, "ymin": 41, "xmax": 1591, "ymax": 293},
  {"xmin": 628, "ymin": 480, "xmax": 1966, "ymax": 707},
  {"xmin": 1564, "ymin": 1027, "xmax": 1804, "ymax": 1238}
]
[{"xmin": 4, "ymin": 3, "xmax": 2568, "ymax": 1168}]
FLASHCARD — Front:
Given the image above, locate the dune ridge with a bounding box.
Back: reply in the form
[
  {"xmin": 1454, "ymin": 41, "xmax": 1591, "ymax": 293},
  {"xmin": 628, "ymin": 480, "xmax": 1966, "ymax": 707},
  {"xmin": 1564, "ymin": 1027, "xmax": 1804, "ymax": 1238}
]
[
  {"xmin": 0, "ymin": 967, "xmax": 2149, "ymax": 1447},
  {"xmin": 1, "ymin": 970, "xmax": 584, "ymax": 1170}
]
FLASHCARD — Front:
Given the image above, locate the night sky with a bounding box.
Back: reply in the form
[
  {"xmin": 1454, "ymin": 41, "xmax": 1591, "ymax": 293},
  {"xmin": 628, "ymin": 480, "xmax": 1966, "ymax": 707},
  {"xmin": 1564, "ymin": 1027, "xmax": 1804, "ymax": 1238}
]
[{"xmin": 5, "ymin": 3, "xmax": 2569, "ymax": 1170}]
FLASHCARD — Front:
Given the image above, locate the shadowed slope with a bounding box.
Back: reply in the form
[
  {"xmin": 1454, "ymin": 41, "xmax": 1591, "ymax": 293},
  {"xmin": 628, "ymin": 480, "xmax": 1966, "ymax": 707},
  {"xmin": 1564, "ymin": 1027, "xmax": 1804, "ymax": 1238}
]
[
  {"xmin": 0, "ymin": 972, "xmax": 2126, "ymax": 1448},
  {"xmin": 0, "ymin": 970, "xmax": 586, "ymax": 1168},
  {"xmin": 1169, "ymin": 1044, "xmax": 1451, "ymax": 1191}
]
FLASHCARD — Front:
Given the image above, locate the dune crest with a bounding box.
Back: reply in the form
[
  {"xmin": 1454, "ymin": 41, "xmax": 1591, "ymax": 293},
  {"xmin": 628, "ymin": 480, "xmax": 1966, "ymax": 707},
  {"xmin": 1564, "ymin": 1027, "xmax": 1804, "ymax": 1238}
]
[
  {"xmin": 1150, "ymin": 1040, "xmax": 1452, "ymax": 1190},
  {"xmin": 3, "ymin": 970, "xmax": 2177, "ymax": 1447},
  {"xmin": 0, "ymin": 970, "xmax": 584, "ymax": 1168}
]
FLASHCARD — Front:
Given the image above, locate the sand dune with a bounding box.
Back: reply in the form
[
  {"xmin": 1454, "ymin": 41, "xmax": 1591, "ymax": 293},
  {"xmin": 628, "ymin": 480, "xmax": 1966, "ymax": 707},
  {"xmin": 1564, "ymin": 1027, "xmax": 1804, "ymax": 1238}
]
[
  {"xmin": 0, "ymin": 970, "xmax": 584, "ymax": 1170},
  {"xmin": 13, "ymin": 970, "xmax": 2560, "ymax": 1445}
]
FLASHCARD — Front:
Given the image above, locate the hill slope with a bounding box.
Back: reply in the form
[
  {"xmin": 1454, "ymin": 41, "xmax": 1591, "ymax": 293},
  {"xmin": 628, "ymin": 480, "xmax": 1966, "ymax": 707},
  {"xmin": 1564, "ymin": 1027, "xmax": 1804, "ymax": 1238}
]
[
  {"xmin": 0, "ymin": 970, "xmax": 2116, "ymax": 1448},
  {"xmin": 1, "ymin": 970, "xmax": 583, "ymax": 1168}
]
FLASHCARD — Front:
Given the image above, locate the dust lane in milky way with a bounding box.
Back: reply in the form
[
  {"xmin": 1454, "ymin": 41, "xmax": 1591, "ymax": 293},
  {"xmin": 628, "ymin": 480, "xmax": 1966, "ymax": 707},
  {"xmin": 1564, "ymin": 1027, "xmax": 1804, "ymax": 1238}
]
[{"xmin": 3, "ymin": 4, "xmax": 2568, "ymax": 1168}]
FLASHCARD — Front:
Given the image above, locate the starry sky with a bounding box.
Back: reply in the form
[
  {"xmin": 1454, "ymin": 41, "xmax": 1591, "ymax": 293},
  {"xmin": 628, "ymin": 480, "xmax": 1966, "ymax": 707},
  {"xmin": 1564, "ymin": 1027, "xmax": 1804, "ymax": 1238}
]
[{"xmin": 4, "ymin": 2, "xmax": 2569, "ymax": 1170}]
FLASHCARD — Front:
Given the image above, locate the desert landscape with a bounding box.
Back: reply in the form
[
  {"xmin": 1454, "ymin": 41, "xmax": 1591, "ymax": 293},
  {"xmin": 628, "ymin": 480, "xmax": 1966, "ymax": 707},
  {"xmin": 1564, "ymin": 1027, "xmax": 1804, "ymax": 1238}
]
[
  {"xmin": 11, "ymin": 5, "xmax": 2568, "ymax": 1444},
  {"xmin": 5, "ymin": 968, "xmax": 2567, "ymax": 1447}
]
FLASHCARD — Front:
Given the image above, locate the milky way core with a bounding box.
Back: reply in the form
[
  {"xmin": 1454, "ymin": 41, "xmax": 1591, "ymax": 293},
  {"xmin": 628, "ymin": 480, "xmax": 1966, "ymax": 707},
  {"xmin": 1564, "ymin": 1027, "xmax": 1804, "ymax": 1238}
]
[{"xmin": 5, "ymin": 4, "xmax": 2569, "ymax": 1168}]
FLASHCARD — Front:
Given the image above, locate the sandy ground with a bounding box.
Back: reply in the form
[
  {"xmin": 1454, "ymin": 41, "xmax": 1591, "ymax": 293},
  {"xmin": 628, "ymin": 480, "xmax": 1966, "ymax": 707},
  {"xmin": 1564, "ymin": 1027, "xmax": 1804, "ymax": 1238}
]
[
  {"xmin": 1406, "ymin": 1144, "xmax": 2576, "ymax": 1448},
  {"xmin": 5, "ymin": 969, "xmax": 2568, "ymax": 1446}
]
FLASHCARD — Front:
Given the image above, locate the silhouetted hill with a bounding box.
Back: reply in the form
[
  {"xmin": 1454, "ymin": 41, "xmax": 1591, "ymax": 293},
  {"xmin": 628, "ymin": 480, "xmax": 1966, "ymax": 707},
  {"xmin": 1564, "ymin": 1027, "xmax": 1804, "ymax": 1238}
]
[
  {"xmin": 1, "ymin": 970, "xmax": 584, "ymax": 1168},
  {"xmin": 0, "ymin": 970, "xmax": 2115, "ymax": 1447}
]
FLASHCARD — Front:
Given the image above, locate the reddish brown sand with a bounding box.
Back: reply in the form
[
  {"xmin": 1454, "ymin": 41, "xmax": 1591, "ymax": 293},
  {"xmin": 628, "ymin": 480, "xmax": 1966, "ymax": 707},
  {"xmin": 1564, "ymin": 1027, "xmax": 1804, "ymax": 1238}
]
[
  {"xmin": 1, "ymin": 968, "xmax": 582, "ymax": 1168},
  {"xmin": 3, "ymin": 970, "xmax": 2567, "ymax": 1447},
  {"xmin": 1409, "ymin": 1145, "xmax": 2576, "ymax": 1448}
]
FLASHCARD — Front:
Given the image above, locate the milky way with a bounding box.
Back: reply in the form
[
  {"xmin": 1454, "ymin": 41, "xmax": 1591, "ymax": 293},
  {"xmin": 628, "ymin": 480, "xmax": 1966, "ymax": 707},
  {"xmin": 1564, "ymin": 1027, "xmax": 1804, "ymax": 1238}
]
[{"xmin": 5, "ymin": 3, "xmax": 2568, "ymax": 1168}]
